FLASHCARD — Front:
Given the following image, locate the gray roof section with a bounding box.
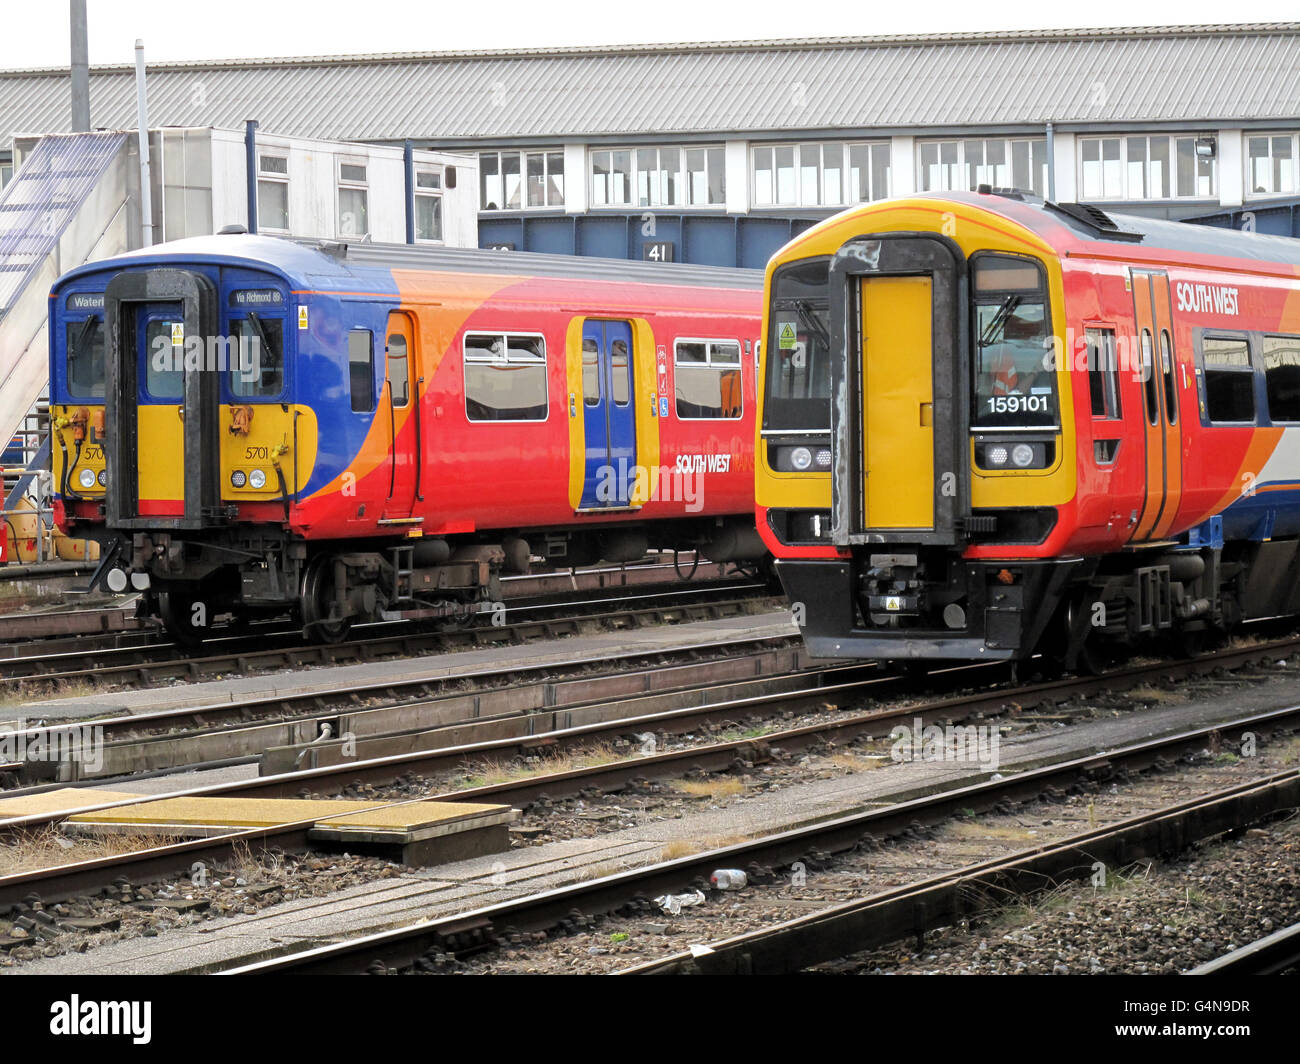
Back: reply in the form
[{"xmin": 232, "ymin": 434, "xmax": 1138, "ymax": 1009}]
[{"xmin": 2, "ymin": 23, "xmax": 1299, "ymax": 147}]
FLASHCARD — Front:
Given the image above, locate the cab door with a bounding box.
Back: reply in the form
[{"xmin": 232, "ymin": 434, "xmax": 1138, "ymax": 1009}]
[
  {"xmin": 578, "ymin": 319, "xmax": 637, "ymax": 509},
  {"xmin": 1129, "ymin": 270, "xmax": 1183, "ymax": 541},
  {"xmin": 135, "ymin": 303, "xmax": 186, "ymax": 517},
  {"xmin": 381, "ymin": 311, "xmax": 419, "ymax": 521},
  {"xmin": 861, "ymin": 275, "xmax": 934, "ymax": 529}
]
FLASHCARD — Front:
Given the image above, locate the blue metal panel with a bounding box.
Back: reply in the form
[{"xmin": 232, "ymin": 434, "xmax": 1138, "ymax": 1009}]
[
  {"xmin": 1184, "ymin": 199, "xmax": 1300, "ymax": 239},
  {"xmin": 480, "ymin": 211, "xmax": 826, "ymax": 269}
]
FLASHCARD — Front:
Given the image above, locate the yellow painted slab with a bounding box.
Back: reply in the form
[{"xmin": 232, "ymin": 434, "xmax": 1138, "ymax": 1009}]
[
  {"xmin": 0, "ymin": 788, "xmax": 144, "ymax": 818},
  {"xmin": 315, "ymin": 801, "xmax": 510, "ymax": 831},
  {"xmin": 67, "ymin": 796, "xmax": 511, "ymax": 831},
  {"xmin": 68, "ymin": 796, "xmax": 379, "ymax": 829}
]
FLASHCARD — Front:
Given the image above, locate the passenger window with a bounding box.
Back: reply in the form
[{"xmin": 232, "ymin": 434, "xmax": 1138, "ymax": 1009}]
[
  {"xmin": 1140, "ymin": 329, "xmax": 1158, "ymax": 426},
  {"xmin": 1262, "ymin": 334, "xmax": 1300, "ymax": 423},
  {"xmin": 674, "ymin": 340, "xmax": 743, "ymax": 419},
  {"xmin": 464, "ymin": 332, "xmax": 548, "ymax": 422},
  {"xmin": 348, "ymin": 329, "xmax": 374, "ymax": 413},
  {"xmin": 230, "ymin": 316, "xmax": 284, "ymax": 398},
  {"xmin": 582, "ymin": 338, "xmax": 600, "ymax": 405},
  {"xmin": 146, "ymin": 319, "xmax": 185, "ymax": 400},
  {"xmin": 1202, "ymin": 335, "xmax": 1255, "ymax": 423},
  {"xmin": 1160, "ymin": 330, "xmax": 1177, "ymax": 425},
  {"xmin": 610, "ymin": 338, "xmax": 630, "ymax": 406},
  {"xmin": 387, "ymin": 333, "xmax": 409, "ymax": 407},
  {"xmin": 1085, "ymin": 327, "xmax": 1121, "ymax": 418},
  {"xmin": 66, "ymin": 318, "xmax": 105, "ymax": 399}
]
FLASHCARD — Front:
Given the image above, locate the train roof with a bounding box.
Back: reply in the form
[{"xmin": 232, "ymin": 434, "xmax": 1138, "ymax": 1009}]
[
  {"xmin": 931, "ymin": 190, "xmax": 1300, "ymax": 269},
  {"xmin": 51, "ymin": 233, "xmax": 764, "ymax": 294}
]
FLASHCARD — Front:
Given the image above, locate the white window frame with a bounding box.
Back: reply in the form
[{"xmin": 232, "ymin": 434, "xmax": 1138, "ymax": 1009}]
[
  {"xmin": 256, "ymin": 151, "xmax": 289, "ymax": 233},
  {"xmin": 479, "ymin": 150, "xmax": 564, "ymax": 211},
  {"xmin": 1078, "ymin": 134, "xmax": 1217, "ymax": 201},
  {"xmin": 673, "ymin": 337, "xmax": 744, "ymax": 420},
  {"xmin": 462, "ymin": 330, "xmax": 550, "ymax": 424},
  {"xmin": 414, "ymin": 168, "xmax": 444, "ymax": 243},
  {"xmin": 337, "ymin": 158, "xmax": 369, "ymax": 238},
  {"xmin": 917, "ymin": 137, "xmax": 1049, "ymax": 196},
  {"xmin": 752, "ymin": 141, "xmax": 891, "ymax": 208},
  {"xmin": 590, "ymin": 144, "xmax": 724, "ymax": 210},
  {"xmin": 1245, "ymin": 133, "xmax": 1299, "ymax": 199}
]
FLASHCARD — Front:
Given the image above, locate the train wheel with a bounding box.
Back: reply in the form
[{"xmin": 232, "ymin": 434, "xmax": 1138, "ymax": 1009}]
[
  {"xmin": 300, "ymin": 555, "xmax": 352, "ymax": 644},
  {"xmin": 157, "ymin": 586, "xmax": 210, "ymax": 647}
]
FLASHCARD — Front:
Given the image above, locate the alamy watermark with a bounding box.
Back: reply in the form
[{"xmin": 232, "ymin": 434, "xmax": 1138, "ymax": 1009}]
[
  {"xmin": 149, "ymin": 330, "xmax": 261, "ymax": 384},
  {"xmin": 0, "ymin": 720, "xmax": 103, "ymax": 775},
  {"xmin": 889, "ymin": 716, "xmax": 1001, "ymax": 772}
]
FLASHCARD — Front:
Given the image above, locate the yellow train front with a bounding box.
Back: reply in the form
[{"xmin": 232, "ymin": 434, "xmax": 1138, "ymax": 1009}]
[{"xmin": 756, "ymin": 191, "xmax": 1080, "ymax": 662}]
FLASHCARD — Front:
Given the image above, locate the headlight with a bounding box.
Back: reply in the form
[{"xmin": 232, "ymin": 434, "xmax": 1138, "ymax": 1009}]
[
  {"xmin": 815, "ymin": 448, "xmax": 832, "ymax": 469},
  {"xmin": 230, "ymin": 469, "xmax": 247, "ymax": 488},
  {"xmin": 789, "ymin": 446, "xmax": 813, "ymax": 471},
  {"xmin": 977, "ymin": 440, "xmax": 1052, "ymax": 471},
  {"xmin": 249, "ymin": 469, "xmax": 267, "ymax": 489},
  {"xmin": 97, "ymin": 469, "xmax": 107, "ymax": 486},
  {"xmin": 78, "ymin": 468, "xmax": 96, "ymax": 488}
]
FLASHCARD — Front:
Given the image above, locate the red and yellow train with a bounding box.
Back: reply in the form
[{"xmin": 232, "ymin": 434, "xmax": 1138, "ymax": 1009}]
[
  {"xmin": 48, "ymin": 237, "xmax": 764, "ymax": 641},
  {"xmin": 756, "ymin": 190, "xmax": 1300, "ymax": 668}
]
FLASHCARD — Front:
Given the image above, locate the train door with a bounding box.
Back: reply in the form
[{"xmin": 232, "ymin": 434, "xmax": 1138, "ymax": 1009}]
[
  {"xmin": 135, "ymin": 303, "xmax": 186, "ymax": 517},
  {"xmin": 860, "ymin": 275, "xmax": 935, "ymax": 529},
  {"xmin": 1129, "ymin": 270, "xmax": 1183, "ymax": 541},
  {"xmin": 381, "ymin": 311, "xmax": 420, "ymax": 521},
  {"xmin": 578, "ymin": 319, "xmax": 637, "ymax": 509}
]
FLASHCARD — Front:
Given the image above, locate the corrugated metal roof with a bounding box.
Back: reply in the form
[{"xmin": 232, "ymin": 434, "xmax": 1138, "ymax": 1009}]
[{"xmin": 1, "ymin": 24, "xmax": 1298, "ymax": 146}]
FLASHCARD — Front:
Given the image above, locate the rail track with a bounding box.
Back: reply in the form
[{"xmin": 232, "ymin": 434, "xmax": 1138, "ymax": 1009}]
[
  {"xmin": 1188, "ymin": 921, "xmax": 1300, "ymax": 975},
  {"xmin": 215, "ymin": 715, "xmax": 1300, "ymax": 974},
  {"xmin": 0, "ymin": 577, "xmax": 773, "ymax": 694},
  {"xmin": 3, "ymin": 633, "xmax": 1299, "ymax": 932}
]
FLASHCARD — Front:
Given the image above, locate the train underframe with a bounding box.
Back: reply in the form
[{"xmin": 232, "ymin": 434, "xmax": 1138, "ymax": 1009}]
[
  {"xmin": 101, "ymin": 517, "xmax": 767, "ymax": 643},
  {"xmin": 776, "ymin": 535, "xmax": 1300, "ymax": 671}
]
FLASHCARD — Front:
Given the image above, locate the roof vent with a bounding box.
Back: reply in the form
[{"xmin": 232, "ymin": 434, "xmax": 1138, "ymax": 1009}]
[
  {"xmin": 218, "ymin": 224, "xmax": 248, "ymax": 235},
  {"xmin": 1047, "ymin": 202, "xmax": 1144, "ymax": 242}
]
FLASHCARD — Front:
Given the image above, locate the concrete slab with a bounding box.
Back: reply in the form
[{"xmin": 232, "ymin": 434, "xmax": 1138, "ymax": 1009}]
[
  {"xmin": 19, "ymin": 611, "xmax": 798, "ymax": 720},
  {"xmin": 0, "ymin": 787, "xmax": 143, "ymax": 817}
]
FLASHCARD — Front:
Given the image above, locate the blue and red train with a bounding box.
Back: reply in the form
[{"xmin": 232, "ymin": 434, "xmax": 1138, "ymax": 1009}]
[{"xmin": 48, "ymin": 236, "xmax": 764, "ymax": 641}]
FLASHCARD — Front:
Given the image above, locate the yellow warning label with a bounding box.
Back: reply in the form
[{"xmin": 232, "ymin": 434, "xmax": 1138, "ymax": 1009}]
[
  {"xmin": 170, "ymin": 322, "xmax": 184, "ymax": 347},
  {"xmin": 298, "ymin": 305, "xmax": 309, "ymax": 330},
  {"xmin": 778, "ymin": 321, "xmax": 797, "ymax": 350}
]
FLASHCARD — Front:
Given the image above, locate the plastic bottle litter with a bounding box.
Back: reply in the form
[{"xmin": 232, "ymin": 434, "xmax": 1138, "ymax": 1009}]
[
  {"xmin": 655, "ymin": 890, "xmax": 706, "ymax": 915},
  {"xmin": 709, "ymin": 869, "xmax": 748, "ymax": 890}
]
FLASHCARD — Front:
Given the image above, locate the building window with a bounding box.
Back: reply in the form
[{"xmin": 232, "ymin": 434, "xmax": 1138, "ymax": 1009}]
[
  {"xmin": 1247, "ymin": 134, "xmax": 1297, "ymax": 197},
  {"xmin": 464, "ymin": 332, "xmax": 548, "ymax": 421},
  {"xmin": 919, "ymin": 138, "xmax": 1048, "ymax": 196},
  {"xmin": 674, "ymin": 339, "xmax": 743, "ymax": 419},
  {"xmin": 414, "ymin": 170, "xmax": 443, "ymax": 242},
  {"xmin": 338, "ymin": 161, "xmax": 368, "ymax": 237},
  {"xmin": 0, "ymin": 161, "xmax": 12, "ymax": 189},
  {"xmin": 257, "ymin": 153, "xmax": 288, "ymax": 232},
  {"xmin": 1080, "ymin": 135, "xmax": 1215, "ymax": 200},
  {"xmin": 591, "ymin": 145, "xmax": 723, "ymax": 208},
  {"xmin": 753, "ymin": 142, "xmax": 889, "ymax": 207},
  {"xmin": 480, "ymin": 150, "xmax": 563, "ymax": 210},
  {"xmin": 848, "ymin": 143, "xmax": 891, "ymax": 202}
]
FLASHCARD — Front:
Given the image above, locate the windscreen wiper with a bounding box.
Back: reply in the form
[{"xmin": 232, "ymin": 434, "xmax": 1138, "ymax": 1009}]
[{"xmin": 978, "ymin": 295, "xmax": 1020, "ymax": 347}]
